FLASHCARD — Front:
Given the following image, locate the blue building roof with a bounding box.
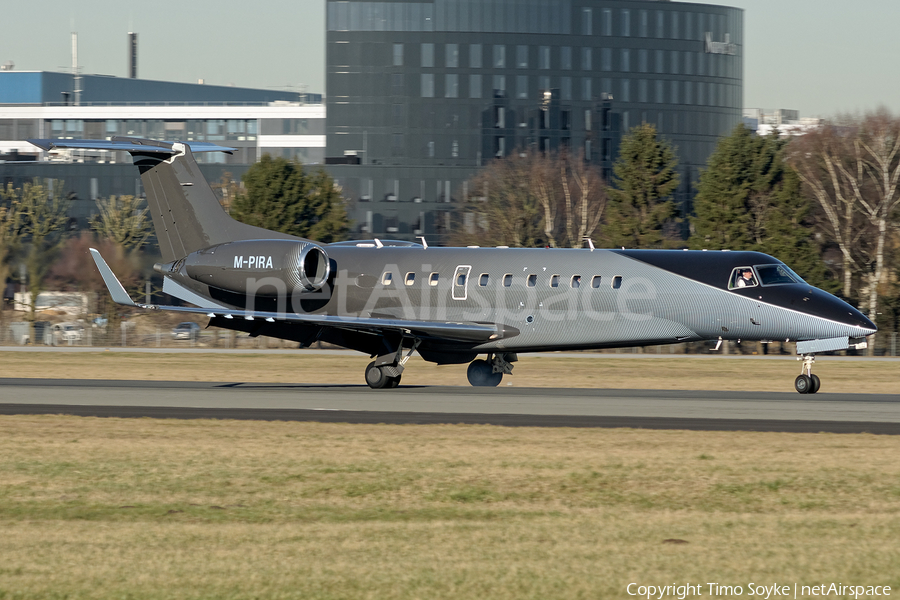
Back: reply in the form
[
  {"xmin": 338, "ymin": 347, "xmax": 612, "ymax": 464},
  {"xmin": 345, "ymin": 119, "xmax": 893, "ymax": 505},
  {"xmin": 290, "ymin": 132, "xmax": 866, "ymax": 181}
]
[{"xmin": 0, "ymin": 71, "xmax": 320, "ymax": 105}]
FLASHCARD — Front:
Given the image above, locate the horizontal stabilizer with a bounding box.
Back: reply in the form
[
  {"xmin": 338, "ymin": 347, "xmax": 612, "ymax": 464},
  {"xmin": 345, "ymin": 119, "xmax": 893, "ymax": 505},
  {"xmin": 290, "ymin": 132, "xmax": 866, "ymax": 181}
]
[
  {"xmin": 28, "ymin": 138, "xmax": 235, "ymax": 154},
  {"xmin": 89, "ymin": 248, "xmax": 136, "ymax": 307}
]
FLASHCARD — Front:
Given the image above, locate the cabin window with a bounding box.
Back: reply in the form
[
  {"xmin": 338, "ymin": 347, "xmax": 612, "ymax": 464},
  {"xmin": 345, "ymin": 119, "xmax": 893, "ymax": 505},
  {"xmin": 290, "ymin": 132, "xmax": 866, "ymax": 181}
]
[
  {"xmin": 479, "ymin": 273, "xmax": 490, "ymax": 286},
  {"xmin": 526, "ymin": 274, "xmax": 537, "ymax": 287},
  {"xmin": 457, "ymin": 272, "xmax": 467, "ymax": 286},
  {"xmin": 728, "ymin": 266, "xmax": 758, "ymax": 289},
  {"xmin": 550, "ymin": 274, "xmax": 560, "ymax": 288},
  {"xmin": 571, "ymin": 275, "xmax": 582, "ymax": 288},
  {"xmin": 429, "ymin": 272, "xmax": 440, "ymax": 286},
  {"xmin": 591, "ymin": 275, "xmax": 602, "ymax": 288},
  {"xmin": 405, "ymin": 272, "xmax": 416, "ymax": 286},
  {"xmin": 382, "ymin": 272, "xmax": 393, "ymax": 285},
  {"xmin": 612, "ymin": 275, "xmax": 623, "ymax": 289},
  {"xmin": 503, "ymin": 273, "xmax": 513, "ymax": 287}
]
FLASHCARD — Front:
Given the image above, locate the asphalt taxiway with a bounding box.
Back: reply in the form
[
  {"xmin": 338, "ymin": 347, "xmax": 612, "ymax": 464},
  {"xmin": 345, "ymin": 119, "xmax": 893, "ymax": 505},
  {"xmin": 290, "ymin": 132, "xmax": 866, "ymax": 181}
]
[{"xmin": 1, "ymin": 378, "xmax": 898, "ymax": 434}]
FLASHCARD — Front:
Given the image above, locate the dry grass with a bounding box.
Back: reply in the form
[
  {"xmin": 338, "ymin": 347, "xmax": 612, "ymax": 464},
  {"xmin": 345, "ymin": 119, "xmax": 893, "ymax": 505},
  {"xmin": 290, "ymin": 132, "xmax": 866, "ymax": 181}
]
[
  {"xmin": 1, "ymin": 416, "xmax": 899, "ymax": 599},
  {"xmin": 1, "ymin": 351, "xmax": 898, "ymax": 393}
]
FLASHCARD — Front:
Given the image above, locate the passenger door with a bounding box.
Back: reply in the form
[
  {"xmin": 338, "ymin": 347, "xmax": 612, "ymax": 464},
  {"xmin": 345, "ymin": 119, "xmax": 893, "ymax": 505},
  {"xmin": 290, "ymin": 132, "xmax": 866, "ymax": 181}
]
[{"xmin": 452, "ymin": 265, "xmax": 471, "ymax": 301}]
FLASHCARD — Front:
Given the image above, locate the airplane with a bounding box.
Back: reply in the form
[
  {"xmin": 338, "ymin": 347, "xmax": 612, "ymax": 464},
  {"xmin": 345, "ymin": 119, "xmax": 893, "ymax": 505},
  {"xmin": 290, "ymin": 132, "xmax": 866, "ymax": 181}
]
[{"xmin": 29, "ymin": 137, "xmax": 876, "ymax": 394}]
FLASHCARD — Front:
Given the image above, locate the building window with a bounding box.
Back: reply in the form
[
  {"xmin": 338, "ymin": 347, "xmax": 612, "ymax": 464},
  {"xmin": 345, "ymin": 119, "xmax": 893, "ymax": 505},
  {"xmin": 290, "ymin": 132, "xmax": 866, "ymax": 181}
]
[
  {"xmin": 655, "ymin": 50, "xmax": 664, "ymax": 74},
  {"xmin": 392, "ymin": 73, "xmax": 403, "ymax": 89},
  {"xmin": 452, "ymin": 140, "xmax": 459, "ymax": 157},
  {"xmin": 601, "ymin": 48, "xmax": 611, "ymax": 71},
  {"xmin": 584, "ymin": 109, "xmax": 592, "ymax": 131},
  {"xmin": 671, "ymin": 51, "xmax": 679, "ymax": 74},
  {"xmin": 493, "ymin": 45, "xmax": 506, "ymax": 68},
  {"xmin": 561, "ymin": 77, "xmax": 572, "ymax": 101},
  {"xmin": 427, "ymin": 140, "xmax": 435, "ymax": 157},
  {"xmin": 684, "ymin": 81, "xmax": 693, "ymax": 105},
  {"xmin": 685, "ymin": 12, "xmax": 694, "ymax": 40},
  {"xmin": 445, "ymin": 74, "xmax": 459, "ymax": 98},
  {"xmin": 561, "ymin": 46, "xmax": 572, "ymax": 70},
  {"xmin": 539, "ymin": 75, "xmax": 550, "ymax": 91},
  {"xmin": 581, "ymin": 78, "xmax": 592, "ymax": 101},
  {"xmin": 601, "ymin": 9, "xmax": 612, "ymax": 36},
  {"xmin": 621, "ymin": 9, "xmax": 630, "ymax": 36},
  {"xmin": 684, "ymin": 52, "xmax": 693, "ymax": 75},
  {"xmin": 393, "ymin": 43, "xmax": 403, "ymax": 66},
  {"xmin": 656, "ymin": 11, "xmax": 664, "ymax": 38},
  {"xmin": 391, "ymin": 133, "xmax": 404, "ymax": 156},
  {"xmin": 446, "ymin": 43, "xmax": 459, "ymax": 68},
  {"xmin": 621, "ymin": 78, "xmax": 630, "ymax": 102},
  {"xmin": 469, "ymin": 74, "xmax": 482, "ymax": 98},
  {"xmin": 539, "ymin": 46, "xmax": 550, "ymax": 69},
  {"xmin": 517, "ymin": 76, "xmax": 528, "ymax": 99},
  {"xmin": 672, "ymin": 12, "xmax": 679, "ymax": 39},
  {"xmin": 469, "ymin": 43, "xmax": 482, "ymax": 68},
  {"xmin": 495, "ymin": 106, "xmax": 505, "ymax": 128},
  {"xmin": 655, "ymin": 80, "xmax": 664, "ymax": 103},
  {"xmin": 671, "ymin": 80, "xmax": 679, "ymax": 104},
  {"xmin": 493, "ymin": 75, "xmax": 506, "ymax": 97},
  {"xmin": 421, "ymin": 73, "xmax": 435, "ymax": 97},
  {"xmin": 582, "ymin": 7, "xmax": 592, "ymax": 35},
  {"xmin": 639, "ymin": 79, "xmax": 648, "ymax": 103},
  {"xmin": 638, "ymin": 49, "xmax": 648, "ymax": 73},
  {"xmin": 621, "ymin": 49, "xmax": 630, "ymax": 72},
  {"xmin": 581, "ymin": 47, "xmax": 592, "ymax": 70},
  {"xmin": 494, "ymin": 136, "xmax": 505, "ymax": 157},
  {"xmin": 421, "ymin": 43, "xmax": 434, "ymax": 67},
  {"xmin": 517, "ymin": 45, "xmax": 528, "ymax": 68},
  {"xmin": 639, "ymin": 10, "xmax": 648, "ymax": 37}
]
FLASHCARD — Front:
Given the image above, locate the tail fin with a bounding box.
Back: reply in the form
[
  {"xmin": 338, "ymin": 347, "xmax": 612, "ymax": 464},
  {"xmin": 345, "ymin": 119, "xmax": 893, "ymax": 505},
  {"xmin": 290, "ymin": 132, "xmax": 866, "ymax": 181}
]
[{"xmin": 29, "ymin": 137, "xmax": 297, "ymax": 262}]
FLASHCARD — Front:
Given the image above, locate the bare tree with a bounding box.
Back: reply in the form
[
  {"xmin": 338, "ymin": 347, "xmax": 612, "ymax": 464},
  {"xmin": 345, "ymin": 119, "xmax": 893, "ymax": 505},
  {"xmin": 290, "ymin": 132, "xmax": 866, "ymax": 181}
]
[
  {"xmin": 90, "ymin": 194, "xmax": 152, "ymax": 252},
  {"xmin": 0, "ymin": 185, "xmax": 26, "ymax": 310},
  {"xmin": 790, "ymin": 110, "xmax": 900, "ymax": 353},
  {"xmin": 454, "ymin": 150, "xmax": 607, "ymax": 248}
]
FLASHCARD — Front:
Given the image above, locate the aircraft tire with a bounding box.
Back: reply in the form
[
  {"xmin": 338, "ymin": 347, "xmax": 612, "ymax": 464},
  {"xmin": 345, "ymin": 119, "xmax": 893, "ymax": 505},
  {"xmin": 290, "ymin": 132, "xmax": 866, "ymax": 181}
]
[
  {"xmin": 365, "ymin": 361, "xmax": 390, "ymax": 389},
  {"xmin": 809, "ymin": 374, "xmax": 821, "ymax": 394},
  {"xmin": 387, "ymin": 374, "xmax": 402, "ymax": 388},
  {"xmin": 794, "ymin": 374, "xmax": 811, "ymax": 394},
  {"xmin": 467, "ymin": 359, "xmax": 502, "ymax": 387}
]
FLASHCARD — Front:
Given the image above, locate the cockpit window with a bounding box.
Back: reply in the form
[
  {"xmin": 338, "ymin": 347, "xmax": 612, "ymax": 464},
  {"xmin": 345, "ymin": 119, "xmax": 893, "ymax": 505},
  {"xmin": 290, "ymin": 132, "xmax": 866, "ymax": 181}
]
[
  {"xmin": 729, "ymin": 267, "xmax": 758, "ymax": 289},
  {"xmin": 755, "ymin": 264, "xmax": 802, "ymax": 286}
]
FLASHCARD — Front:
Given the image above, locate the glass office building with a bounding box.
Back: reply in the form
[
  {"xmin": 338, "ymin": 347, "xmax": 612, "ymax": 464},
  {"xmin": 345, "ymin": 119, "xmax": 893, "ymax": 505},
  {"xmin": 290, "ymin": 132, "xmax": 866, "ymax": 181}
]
[{"xmin": 326, "ymin": 0, "xmax": 743, "ymax": 241}]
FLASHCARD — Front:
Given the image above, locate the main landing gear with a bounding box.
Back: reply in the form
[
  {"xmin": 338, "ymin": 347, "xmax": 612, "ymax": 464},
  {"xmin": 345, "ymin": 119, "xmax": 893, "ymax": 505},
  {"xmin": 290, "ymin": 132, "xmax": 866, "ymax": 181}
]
[
  {"xmin": 364, "ymin": 338, "xmax": 419, "ymax": 389},
  {"xmin": 794, "ymin": 354, "xmax": 821, "ymax": 394},
  {"xmin": 466, "ymin": 353, "xmax": 516, "ymax": 387}
]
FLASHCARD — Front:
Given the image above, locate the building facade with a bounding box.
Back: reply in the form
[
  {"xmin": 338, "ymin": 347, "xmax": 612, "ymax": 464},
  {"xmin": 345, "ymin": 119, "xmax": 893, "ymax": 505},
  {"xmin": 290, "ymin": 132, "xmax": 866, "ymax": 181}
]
[
  {"xmin": 0, "ymin": 71, "xmax": 325, "ymax": 224},
  {"xmin": 325, "ymin": 0, "xmax": 743, "ymax": 241}
]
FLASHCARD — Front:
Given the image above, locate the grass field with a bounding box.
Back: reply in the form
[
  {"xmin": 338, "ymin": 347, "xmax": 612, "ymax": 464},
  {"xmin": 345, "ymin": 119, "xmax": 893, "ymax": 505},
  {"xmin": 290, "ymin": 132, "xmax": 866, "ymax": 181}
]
[
  {"xmin": 1, "ymin": 350, "xmax": 899, "ymax": 393},
  {"xmin": 0, "ymin": 416, "xmax": 899, "ymax": 599}
]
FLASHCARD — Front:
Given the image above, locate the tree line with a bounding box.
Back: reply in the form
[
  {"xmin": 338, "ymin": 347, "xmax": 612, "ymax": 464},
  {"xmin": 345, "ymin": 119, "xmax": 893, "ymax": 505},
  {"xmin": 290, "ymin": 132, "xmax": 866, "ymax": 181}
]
[{"xmin": 454, "ymin": 111, "xmax": 900, "ymax": 353}]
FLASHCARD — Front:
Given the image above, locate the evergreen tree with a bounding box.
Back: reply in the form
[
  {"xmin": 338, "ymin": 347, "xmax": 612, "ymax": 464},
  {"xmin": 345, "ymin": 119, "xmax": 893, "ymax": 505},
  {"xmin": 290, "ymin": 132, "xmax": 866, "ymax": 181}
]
[
  {"xmin": 690, "ymin": 125, "xmax": 832, "ymax": 289},
  {"xmin": 231, "ymin": 154, "xmax": 350, "ymax": 243},
  {"xmin": 604, "ymin": 123, "xmax": 680, "ymax": 248}
]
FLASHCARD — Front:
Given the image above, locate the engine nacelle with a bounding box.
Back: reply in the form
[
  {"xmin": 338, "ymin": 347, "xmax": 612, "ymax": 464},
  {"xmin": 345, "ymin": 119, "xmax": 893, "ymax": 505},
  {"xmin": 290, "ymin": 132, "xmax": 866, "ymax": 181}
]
[{"xmin": 181, "ymin": 239, "xmax": 330, "ymax": 295}]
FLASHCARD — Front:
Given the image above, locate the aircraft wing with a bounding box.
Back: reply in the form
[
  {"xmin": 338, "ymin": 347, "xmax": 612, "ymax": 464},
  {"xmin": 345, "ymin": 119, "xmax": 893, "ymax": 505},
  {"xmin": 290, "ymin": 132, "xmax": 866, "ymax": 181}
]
[{"xmin": 90, "ymin": 249, "xmax": 517, "ymax": 344}]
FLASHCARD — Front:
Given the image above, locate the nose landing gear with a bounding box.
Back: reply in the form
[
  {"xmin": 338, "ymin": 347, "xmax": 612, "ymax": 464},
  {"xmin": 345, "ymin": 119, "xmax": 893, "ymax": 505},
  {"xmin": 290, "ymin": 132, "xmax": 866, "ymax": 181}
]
[{"xmin": 795, "ymin": 354, "xmax": 821, "ymax": 394}]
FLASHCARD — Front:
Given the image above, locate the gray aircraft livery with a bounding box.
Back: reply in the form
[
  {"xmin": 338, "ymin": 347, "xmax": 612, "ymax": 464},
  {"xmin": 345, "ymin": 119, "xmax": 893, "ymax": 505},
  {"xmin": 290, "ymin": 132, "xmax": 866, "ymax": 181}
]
[{"xmin": 30, "ymin": 137, "xmax": 876, "ymax": 393}]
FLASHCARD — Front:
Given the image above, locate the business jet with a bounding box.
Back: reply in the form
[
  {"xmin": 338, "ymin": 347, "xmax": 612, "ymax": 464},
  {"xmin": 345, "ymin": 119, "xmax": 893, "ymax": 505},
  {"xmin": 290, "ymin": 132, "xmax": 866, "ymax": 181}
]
[{"xmin": 29, "ymin": 138, "xmax": 876, "ymax": 393}]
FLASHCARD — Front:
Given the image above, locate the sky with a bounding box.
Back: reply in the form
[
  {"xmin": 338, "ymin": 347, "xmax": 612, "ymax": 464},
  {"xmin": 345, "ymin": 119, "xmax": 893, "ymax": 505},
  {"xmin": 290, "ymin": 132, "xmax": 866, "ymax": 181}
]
[{"xmin": 2, "ymin": 0, "xmax": 899, "ymax": 118}]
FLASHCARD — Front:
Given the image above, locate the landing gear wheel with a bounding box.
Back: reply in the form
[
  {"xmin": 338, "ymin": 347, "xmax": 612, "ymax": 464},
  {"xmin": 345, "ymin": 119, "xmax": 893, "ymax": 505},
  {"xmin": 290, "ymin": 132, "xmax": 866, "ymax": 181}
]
[
  {"xmin": 467, "ymin": 359, "xmax": 502, "ymax": 387},
  {"xmin": 365, "ymin": 361, "xmax": 390, "ymax": 389},
  {"xmin": 387, "ymin": 374, "xmax": 402, "ymax": 388},
  {"xmin": 794, "ymin": 374, "xmax": 812, "ymax": 394},
  {"xmin": 809, "ymin": 374, "xmax": 821, "ymax": 394}
]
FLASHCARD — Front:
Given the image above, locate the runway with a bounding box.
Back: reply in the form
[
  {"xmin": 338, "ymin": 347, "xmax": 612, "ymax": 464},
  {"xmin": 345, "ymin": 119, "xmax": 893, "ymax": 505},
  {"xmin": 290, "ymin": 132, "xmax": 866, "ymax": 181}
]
[{"xmin": 1, "ymin": 378, "xmax": 899, "ymax": 434}]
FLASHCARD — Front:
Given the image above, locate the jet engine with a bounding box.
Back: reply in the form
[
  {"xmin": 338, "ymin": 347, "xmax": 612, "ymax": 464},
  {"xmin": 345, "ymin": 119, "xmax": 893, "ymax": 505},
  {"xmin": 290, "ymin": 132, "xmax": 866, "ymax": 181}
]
[{"xmin": 175, "ymin": 239, "xmax": 331, "ymax": 295}]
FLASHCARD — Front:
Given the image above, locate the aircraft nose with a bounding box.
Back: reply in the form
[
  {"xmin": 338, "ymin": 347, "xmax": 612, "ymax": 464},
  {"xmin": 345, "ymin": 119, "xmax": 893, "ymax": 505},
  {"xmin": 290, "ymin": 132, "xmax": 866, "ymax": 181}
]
[{"xmin": 829, "ymin": 294, "xmax": 876, "ymax": 334}]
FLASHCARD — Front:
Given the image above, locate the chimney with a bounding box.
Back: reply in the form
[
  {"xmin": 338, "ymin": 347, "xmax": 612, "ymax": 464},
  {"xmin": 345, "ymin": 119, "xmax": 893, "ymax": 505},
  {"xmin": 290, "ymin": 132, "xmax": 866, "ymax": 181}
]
[{"xmin": 128, "ymin": 32, "xmax": 137, "ymax": 78}]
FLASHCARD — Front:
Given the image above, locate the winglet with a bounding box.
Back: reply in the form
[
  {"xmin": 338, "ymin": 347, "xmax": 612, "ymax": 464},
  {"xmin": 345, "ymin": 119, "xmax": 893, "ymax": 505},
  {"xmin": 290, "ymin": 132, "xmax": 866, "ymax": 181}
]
[{"xmin": 89, "ymin": 248, "xmax": 137, "ymax": 307}]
